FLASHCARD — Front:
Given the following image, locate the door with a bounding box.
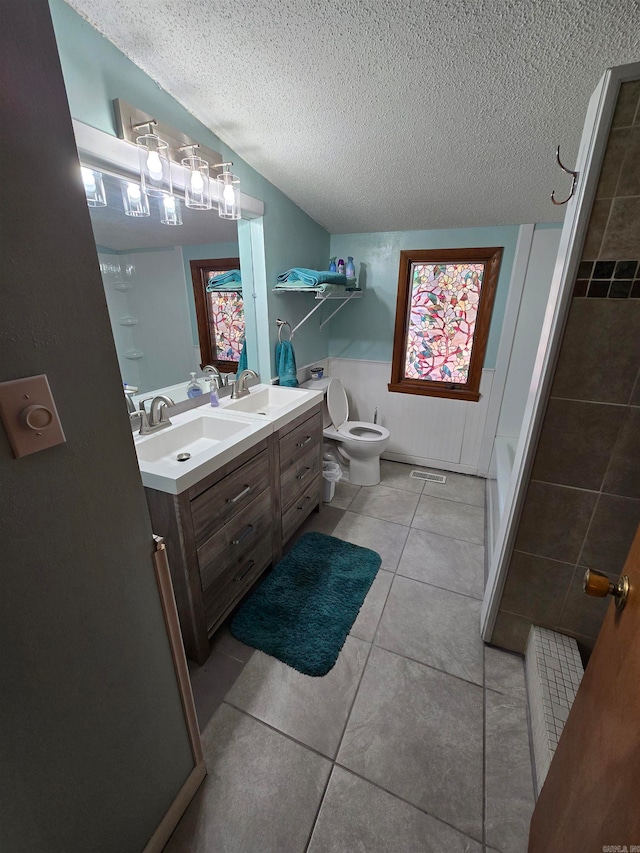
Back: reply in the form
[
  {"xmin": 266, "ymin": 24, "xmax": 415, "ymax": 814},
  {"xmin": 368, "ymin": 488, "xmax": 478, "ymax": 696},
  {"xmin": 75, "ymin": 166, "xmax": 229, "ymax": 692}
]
[
  {"xmin": 1, "ymin": 3, "xmax": 202, "ymax": 851},
  {"xmin": 528, "ymin": 525, "xmax": 640, "ymax": 851}
]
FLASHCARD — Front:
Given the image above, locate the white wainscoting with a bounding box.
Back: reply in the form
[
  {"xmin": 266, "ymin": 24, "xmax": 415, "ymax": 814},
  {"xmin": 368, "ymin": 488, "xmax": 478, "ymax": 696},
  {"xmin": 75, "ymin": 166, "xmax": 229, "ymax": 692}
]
[{"xmin": 329, "ymin": 358, "xmax": 495, "ymax": 475}]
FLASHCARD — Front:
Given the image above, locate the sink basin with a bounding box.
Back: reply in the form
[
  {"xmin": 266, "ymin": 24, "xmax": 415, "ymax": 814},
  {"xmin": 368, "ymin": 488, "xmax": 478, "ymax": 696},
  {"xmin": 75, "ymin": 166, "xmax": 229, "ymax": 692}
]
[
  {"xmin": 135, "ymin": 416, "xmax": 247, "ymax": 464},
  {"xmin": 134, "ymin": 408, "xmax": 272, "ymax": 494},
  {"xmin": 220, "ymin": 383, "xmax": 324, "ymax": 428}
]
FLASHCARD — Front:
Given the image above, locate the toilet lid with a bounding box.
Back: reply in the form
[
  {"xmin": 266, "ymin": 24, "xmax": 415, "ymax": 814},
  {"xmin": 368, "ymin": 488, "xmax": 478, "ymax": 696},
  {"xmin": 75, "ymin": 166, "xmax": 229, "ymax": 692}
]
[{"xmin": 326, "ymin": 378, "xmax": 349, "ymax": 429}]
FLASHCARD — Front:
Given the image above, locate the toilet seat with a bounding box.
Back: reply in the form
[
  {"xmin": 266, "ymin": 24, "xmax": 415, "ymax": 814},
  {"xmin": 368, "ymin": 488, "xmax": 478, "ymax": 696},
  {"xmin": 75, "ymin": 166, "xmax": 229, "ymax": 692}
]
[
  {"xmin": 324, "ymin": 420, "xmax": 390, "ymax": 442},
  {"xmin": 326, "ymin": 378, "xmax": 350, "ymax": 429},
  {"xmin": 325, "ymin": 380, "xmax": 389, "ymax": 442},
  {"xmin": 319, "ymin": 378, "xmax": 390, "ymax": 486}
]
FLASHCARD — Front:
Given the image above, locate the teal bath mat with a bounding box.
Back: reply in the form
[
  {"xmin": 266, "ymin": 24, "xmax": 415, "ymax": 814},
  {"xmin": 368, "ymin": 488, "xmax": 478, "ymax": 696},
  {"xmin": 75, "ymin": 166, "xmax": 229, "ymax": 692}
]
[{"xmin": 230, "ymin": 532, "xmax": 381, "ymax": 676}]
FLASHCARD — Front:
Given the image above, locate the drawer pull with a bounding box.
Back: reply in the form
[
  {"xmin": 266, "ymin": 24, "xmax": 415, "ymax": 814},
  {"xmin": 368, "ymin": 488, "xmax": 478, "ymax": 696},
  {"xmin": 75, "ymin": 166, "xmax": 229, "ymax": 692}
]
[
  {"xmin": 296, "ymin": 466, "xmax": 312, "ymax": 481},
  {"xmin": 296, "ymin": 435, "xmax": 312, "ymax": 448},
  {"xmin": 231, "ymin": 524, "xmax": 255, "ymax": 545},
  {"xmin": 297, "ymin": 496, "xmax": 313, "ymax": 511},
  {"xmin": 234, "ymin": 560, "xmax": 255, "ymax": 582},
  {"xmin": 227, "ymin": 484, "xmax": 252, "ymax": 504}
]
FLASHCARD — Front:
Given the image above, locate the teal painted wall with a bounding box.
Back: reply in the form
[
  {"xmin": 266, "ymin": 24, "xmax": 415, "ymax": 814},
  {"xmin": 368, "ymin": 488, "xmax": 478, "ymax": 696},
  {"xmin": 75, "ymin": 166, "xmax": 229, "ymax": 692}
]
[
  {"xmin": 49, "ymin": 0, "xmax": 330, "ymax": 380},
  {"xmin": 329, "ymin": 226, "xmax": 521, "ymax": 367}
]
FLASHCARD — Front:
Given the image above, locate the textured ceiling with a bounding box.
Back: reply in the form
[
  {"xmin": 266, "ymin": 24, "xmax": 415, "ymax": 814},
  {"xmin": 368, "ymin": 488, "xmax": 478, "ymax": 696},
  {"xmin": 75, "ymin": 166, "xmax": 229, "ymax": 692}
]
[
  {"xmin": 88, "ymin": 174, "xmax": 238, "ymax": 251},
  {"xmin": 67, "ymin": 0, "xmax": 640, "ymax": 234}
]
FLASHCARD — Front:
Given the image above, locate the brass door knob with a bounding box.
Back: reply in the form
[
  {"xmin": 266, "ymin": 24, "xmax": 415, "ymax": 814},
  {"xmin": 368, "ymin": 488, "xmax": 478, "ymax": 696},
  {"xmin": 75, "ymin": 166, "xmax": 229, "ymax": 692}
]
[{"xmin": 583, "ymin": 569, "xmax": 629, "ymax": 611}]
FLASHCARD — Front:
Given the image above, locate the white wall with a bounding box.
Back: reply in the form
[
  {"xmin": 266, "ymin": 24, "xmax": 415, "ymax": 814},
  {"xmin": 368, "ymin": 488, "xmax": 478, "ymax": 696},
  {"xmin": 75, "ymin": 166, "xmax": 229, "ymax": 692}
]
[
  {"xmin": 497, "ymin": 227, "xmax": 562, "ymax": 440},
  {"xmin": 330, "ymin": 358, "xmax": 495, "ymax": 475}
]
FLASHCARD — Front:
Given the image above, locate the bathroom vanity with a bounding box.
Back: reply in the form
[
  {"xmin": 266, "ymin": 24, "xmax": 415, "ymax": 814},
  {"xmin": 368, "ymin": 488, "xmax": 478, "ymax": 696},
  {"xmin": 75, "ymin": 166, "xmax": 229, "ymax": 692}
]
[{"xmin": 137, "ymin": 387, "xmax": 323, "ymax": 663}]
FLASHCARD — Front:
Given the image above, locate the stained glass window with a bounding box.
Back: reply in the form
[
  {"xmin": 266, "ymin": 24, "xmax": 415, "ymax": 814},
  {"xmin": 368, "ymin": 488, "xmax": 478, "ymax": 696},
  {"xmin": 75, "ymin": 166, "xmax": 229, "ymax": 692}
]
[
  {"xmin": 189, "ymin": 257, "xmax": 243, "ymax": 371},
  {"xmin": 404, "ymin": 262, "xmax": 485, "ymax": 383},
  {"xmin": 389, "ymin": 248, "xmax": 502, "ymax": 402},
  {"xmin": 206, "ymin": 288, "xmax": 244, "ymax": 362}
]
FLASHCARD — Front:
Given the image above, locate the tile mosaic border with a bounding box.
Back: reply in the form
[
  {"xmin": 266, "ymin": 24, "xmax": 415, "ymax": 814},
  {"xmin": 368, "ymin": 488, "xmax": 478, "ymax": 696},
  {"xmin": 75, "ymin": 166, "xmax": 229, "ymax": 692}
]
[{"xmin": 573, "ymin": 259, "xmax": 640, "ymax": 298}]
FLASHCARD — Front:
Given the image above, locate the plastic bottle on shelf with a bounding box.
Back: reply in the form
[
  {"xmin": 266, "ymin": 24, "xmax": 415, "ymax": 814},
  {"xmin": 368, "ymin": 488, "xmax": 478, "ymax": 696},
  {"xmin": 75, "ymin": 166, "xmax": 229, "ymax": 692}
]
[
  {"xmin": 186, "ymin": 372, "xmax": 203, "ymax": 398},
  {"xmin": 346, "ymin": 256, "xmax": 355, "ymax": 278},
  {"xmin": 337, "ymin": 258, "xmax": 345, "ymax": 275},
  {"xmin": 329, "ymin": 257, "xmax": 337, "ymax": 272}
]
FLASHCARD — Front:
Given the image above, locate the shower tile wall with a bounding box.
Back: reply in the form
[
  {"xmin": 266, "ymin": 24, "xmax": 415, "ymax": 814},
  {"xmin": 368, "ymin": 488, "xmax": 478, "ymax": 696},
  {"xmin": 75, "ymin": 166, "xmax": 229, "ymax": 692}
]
[{"xmin": 493, "ymin": 80, "xmax": 640, "ymax": 658}]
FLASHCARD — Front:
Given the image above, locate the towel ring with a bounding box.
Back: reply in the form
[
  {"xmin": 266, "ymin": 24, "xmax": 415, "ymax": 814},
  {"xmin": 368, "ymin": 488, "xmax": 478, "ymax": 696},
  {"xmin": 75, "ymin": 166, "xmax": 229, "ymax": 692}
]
[{"xmin": 277, "ymin": 319, "xmax": 292, "ymax": 342}]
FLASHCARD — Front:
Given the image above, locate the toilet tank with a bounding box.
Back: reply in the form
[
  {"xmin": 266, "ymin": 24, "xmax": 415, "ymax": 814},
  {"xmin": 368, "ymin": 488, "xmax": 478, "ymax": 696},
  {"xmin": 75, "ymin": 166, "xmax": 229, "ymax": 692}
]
[{"xmin": 300, "ymin": 377, "xmax": 332, "ymax": 428}]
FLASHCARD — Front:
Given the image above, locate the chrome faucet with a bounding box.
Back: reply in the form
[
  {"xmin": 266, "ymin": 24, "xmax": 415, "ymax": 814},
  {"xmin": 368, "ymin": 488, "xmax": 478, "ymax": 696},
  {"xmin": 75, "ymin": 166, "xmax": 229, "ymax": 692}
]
[
  {"xmin": 202, "ymin": 364, "xmax": 224, "ymax": 388},
  {"xmin": 231, "ymin": 369, "xmax": 259, "ymax": 399},
  {"xmin": 131, "ymin": 395, "xmax": 175, "ymax": 435}
]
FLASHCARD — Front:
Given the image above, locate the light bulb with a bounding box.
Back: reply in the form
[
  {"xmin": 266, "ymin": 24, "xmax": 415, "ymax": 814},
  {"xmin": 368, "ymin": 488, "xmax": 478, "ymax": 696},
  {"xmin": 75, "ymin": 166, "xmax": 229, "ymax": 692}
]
[
  {"xmin": 146, "ymin": 150, "xmax": 164, "ymax": 181},
  {"xmin": 127, "ymin": 183, "xmax": 142, "ymax": 201},
  {"xmin": 190, "ymin": 169, "xmax": 205, "ymax": 194},
  {"xmin": 223, "ymin": 182, "xmax": 236, "ymax": 205},
  {"xmin": 163, "ymin": 196, "xmax": 176, "ymax": 214},
  {"xmin": 81, "ymin": 167, "xmax": 96, "ymax": 193}
]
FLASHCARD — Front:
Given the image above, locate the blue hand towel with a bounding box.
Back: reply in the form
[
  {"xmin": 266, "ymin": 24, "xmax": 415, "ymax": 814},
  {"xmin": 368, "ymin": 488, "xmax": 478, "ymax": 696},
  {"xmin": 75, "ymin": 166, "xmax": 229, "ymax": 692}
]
[
  {"xmin": 206, "ymin": 269, "xmax": 242, "ymax": 290},
  {"xmin": 276, "ymin": 340, "xmax": 298, "ymax": 387},
  {"xmin": 276, "ymin": 268, "xmax": 347, "ymax": 287},
  {"xmin": 237, "ymin": 337, "xmax": 248, "ymax": 373}
]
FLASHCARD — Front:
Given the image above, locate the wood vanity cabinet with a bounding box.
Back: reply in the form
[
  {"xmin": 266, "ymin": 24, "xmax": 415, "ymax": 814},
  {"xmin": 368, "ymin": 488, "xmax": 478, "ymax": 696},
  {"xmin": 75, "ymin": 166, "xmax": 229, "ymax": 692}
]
[{"xmin": 144, "ymin": 403, "xmax": 323, "ymax": 664}]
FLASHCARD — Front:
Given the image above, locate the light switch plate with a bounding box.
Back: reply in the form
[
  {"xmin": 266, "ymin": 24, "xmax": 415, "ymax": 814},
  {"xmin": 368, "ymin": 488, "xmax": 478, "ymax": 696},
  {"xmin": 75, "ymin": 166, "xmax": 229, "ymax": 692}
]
[{"xmin": 0, "ymin": 375, "xmax": 66, "ymax": 458}]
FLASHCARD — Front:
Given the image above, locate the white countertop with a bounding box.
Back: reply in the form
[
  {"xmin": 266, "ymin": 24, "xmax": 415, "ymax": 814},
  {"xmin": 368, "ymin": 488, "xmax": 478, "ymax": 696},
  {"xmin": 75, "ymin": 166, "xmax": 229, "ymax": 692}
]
[{"xmin": 134, "ymin": 384, "xmax": 324, "ymax": 494}]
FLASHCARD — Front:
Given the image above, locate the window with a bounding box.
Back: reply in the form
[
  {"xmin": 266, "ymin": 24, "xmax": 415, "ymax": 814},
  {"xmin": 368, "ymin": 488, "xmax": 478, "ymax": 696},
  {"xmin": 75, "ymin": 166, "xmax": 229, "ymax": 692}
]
[
  {"xmin": 389, "ymin": 247, "xmax": 502, "ymax": 402},
  {"xmin": 190, "ymin": 257, "xmax": 244, "ymax": 373}
]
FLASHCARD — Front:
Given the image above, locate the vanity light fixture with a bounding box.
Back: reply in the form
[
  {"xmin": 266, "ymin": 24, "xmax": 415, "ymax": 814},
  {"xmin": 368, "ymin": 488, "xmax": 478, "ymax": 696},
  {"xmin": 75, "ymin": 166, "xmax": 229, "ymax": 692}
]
[
  {"xmin": 134, "ymin": 120, "xmax": 173, "ymax": 198},
  {"xmin": 180, "ymin": 144, "xmax": 211, "ymax": 210},
  {"xmin": 214, "ymin": 163, "xmax": 241, "ymax": 220},
  {"xmin": 80, "ymin": 166, "xmax": 106, "ymax": 207},
  {"xmin": 121, "ymin": 181, "xmax": 150, "ymax": 217},
  {"xmin": 160, "ymin": 195, "xmax": 183, "ymax": 226}
]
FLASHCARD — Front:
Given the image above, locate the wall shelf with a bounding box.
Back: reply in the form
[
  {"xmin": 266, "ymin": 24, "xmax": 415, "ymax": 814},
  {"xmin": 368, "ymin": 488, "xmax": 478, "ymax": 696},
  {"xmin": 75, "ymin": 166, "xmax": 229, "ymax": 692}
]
[{"xmin": 272, "ymin": 288, "xmax": 362, "ymax": 338}]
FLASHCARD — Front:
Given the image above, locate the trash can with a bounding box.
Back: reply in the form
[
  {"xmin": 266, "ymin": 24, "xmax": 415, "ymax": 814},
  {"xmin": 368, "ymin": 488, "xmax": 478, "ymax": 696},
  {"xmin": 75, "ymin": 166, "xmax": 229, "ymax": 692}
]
[{"xmin": 322, "ymin": 460, "xmax": 342, "ymax": 503}]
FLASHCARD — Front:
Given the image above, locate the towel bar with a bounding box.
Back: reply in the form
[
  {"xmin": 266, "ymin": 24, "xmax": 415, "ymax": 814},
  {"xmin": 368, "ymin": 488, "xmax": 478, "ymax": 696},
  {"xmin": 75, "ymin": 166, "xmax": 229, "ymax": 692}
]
[{"xmin": 276, "ymin": 319, "xmax": 292, "ymax": 342}]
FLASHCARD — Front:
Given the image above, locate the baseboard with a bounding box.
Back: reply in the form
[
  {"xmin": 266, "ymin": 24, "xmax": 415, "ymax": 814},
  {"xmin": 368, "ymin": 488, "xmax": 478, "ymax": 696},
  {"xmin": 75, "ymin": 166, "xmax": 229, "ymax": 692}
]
[
  {"xmin": 382, "ymin": 451, "xmax": 482, "ymax": 477},
  {"xmin": 142, "ymin": 759, "xmax": 206, "ymax": 853}
]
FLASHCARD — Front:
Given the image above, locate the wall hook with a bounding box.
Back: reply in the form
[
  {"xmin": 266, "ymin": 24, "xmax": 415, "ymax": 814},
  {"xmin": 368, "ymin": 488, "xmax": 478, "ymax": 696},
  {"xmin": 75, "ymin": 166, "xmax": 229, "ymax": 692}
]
[{"xmin": 551, "ymin": 146, "xmax": 578, "ymax": 205}]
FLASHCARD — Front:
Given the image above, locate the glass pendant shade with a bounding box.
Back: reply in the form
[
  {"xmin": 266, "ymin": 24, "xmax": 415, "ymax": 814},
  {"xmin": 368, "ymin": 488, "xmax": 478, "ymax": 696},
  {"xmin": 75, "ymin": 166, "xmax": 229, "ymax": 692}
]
[
  {"xmin": 217, "ymin": 168, "xmax": 241, "ymax": 220},
  {"xmin": 160, "ymin": 195, "xmax": 183, "ymax": 226},
  {"xmin": 121, "ymin": 181, "xmax": 150, "ymax": 217},
  {"xmin": 182, "ymin": 155, "xmax": 211, "ymax": 210},
  {"xmin": 137, "ymin": 133, "xmax": 172, "ymax": 197},
  {"xmin": 81, "ymin": 166, "xmax": 106, "ymax": 207}
]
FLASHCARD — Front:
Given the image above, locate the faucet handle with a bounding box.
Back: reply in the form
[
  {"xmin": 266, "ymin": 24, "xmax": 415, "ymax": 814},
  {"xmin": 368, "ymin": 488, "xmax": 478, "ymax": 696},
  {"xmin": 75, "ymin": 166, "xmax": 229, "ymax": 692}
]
[
  {"xmin": 130, "ymin": 409, "xmax": 150, "ymax": 434},
  {"xmin": 138, "ymin": 396, "xmax": 153, "ymax": 413}
]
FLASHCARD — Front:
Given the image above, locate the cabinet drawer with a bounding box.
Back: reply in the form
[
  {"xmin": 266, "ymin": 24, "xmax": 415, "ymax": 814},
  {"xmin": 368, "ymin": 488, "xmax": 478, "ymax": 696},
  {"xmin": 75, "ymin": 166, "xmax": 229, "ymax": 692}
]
[
  {"xmin": 191, "ymin": 447, "xmax": 270, "ymax": 547},
  {"xmin": 281, "ymin": 474, "xmax": 321, "ymax": 544},
  {"xmin": 197, "ymin": 487, "xmax": 272, "ymax": 591},
  {"xmin": 279, "ymin": 410, "xmax": 322, "ymax": 475},
  {"xmin": 203, "ymin": 531, "xmax": 271, "ymax": 633},
  {"xmin": 280, "ymin": 444, "xmax": 321, "ymax": 512}
]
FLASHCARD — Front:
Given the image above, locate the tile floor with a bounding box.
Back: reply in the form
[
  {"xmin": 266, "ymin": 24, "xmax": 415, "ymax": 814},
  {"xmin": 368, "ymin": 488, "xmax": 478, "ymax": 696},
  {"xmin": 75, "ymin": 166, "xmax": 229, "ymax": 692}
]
[{"xmin": 174, "ymin": 462, "xmax": 535, "ymax": 853}]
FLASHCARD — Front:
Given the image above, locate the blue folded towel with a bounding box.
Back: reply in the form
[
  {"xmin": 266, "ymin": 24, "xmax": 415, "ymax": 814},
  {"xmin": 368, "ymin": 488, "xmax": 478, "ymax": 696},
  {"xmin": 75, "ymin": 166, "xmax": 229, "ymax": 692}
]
[
  {"xmin": 276, "ymin": 268, "xmax": 348, "ymax": 287},
  {"xmin": 206, "ymin": 269, "xmax": 242, "ymax": 291},
  {"xmin": 237, "ymin": 337, "xmax": 248, "ymax": 373},
  {"xmin": 276, "ymin": 340, "xmax": 298, "ymax": 387}
]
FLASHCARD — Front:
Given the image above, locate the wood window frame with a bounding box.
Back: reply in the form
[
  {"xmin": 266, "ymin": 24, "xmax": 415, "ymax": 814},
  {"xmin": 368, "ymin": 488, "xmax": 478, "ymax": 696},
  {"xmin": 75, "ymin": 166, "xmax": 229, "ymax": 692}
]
[
  {"xmin": 388, "ymin": 247, "xmax": 503, "ymax": 402},
  {"xmin": 190, "ymin": 256, "xmax": 241, "ymax": 373}
]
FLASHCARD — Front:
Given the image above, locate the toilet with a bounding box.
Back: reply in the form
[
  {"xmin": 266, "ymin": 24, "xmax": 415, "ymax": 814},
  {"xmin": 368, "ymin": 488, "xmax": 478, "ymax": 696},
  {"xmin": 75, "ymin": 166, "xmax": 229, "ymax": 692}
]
[{"xmin": 302, "ymin": 377, "xmax": 390, "ymax": 486}]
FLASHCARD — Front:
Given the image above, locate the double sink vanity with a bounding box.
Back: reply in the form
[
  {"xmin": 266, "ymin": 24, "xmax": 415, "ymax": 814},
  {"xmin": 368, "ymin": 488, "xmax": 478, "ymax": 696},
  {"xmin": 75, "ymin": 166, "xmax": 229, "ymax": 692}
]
[{"xmin": 134, "ymin": 382, "xmax": 324, "ymax": 663}]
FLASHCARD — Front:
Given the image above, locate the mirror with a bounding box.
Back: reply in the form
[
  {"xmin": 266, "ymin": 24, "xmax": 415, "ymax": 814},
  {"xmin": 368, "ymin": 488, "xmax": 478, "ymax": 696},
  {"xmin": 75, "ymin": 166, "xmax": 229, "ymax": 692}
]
[{"xmin": 86, "ymin": 170, "xmax": 243, "ymax": 402}]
